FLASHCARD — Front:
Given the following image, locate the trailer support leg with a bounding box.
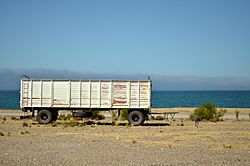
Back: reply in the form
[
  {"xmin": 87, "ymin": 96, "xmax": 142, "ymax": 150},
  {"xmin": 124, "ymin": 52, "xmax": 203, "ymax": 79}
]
[
  {"xmin": 117, "ymin": 109, "xmax": 121, "ymax": 118},
  {"xmin": 32, "ymin": 108, "xmax": 35, "ymax": 117}
]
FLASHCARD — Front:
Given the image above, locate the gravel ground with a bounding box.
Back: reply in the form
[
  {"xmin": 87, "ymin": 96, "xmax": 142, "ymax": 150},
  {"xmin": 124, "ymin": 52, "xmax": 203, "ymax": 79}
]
[{"xmin": 0, "ymin": 116, "xmax": 250, "ymax": 166}]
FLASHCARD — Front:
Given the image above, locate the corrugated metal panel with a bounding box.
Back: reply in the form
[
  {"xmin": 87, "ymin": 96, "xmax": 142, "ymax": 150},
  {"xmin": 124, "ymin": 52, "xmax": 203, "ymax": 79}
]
[
  {"xmin": 112, "ymin": 81, "xmax": 128, "ymax": 106},
  {"xmin": 20, "ymin": 79, "xmax": 151, "ymax": 109},
  {"xmin": 100, "ymin": 81, "xmax": 111, "ymax": 107},
  {"xmin": 70, "ymin": 81, "xmax": 81, "ymax": 107},
  {"xmin": 80, "ymin": 81, "xmax": 89, "ymax": 107},
  {"xmin": 41, "ymin": 81, "xmax": 52, "ymax": 106},
  {"xmin": 53, "ymin": 81, "xmax": 69, "ymax": 106}
]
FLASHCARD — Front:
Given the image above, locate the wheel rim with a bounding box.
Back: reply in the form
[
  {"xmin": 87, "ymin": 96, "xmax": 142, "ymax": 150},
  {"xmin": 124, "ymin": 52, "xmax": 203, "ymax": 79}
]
[
  {"xmin": 132, "ymin": 115, "xmax": 140, "ymax": 122},
  {"xmin": 41, "ymin": 113, "xmax": 48, "ymax": 120}
]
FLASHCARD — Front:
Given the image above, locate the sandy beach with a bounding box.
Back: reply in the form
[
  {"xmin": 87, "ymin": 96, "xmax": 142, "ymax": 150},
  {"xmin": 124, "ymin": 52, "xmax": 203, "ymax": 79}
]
[{"xmin": 0, "ymin": 108, "xmax": 250, "ymax": 165}]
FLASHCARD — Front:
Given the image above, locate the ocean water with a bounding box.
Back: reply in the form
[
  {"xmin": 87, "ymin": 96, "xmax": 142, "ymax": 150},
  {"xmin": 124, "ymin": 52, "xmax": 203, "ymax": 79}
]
[
  {"xmin": 0, "ymin": 91, "xmax": 20, "ymax": 109},
  {"xmin": 152, "ymin": 91, "xmax": 250, "ymax": 108},
  {"xmin": 0, "ymin": 90, "xmax": 250, "ymax": 109}
]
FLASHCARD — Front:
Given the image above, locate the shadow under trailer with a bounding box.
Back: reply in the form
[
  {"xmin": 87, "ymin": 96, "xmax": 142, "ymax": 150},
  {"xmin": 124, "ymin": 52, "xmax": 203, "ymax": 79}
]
[{"xmin": 20, "ymin": 76, "xmax": 152, "ymax": 125}]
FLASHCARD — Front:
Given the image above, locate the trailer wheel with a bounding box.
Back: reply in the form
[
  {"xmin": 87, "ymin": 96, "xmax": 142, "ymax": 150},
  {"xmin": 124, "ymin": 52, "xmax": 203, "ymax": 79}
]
[
  {"xmin": 128, "ymin": 110, "xmax": 145, "ymax": 126},
  {"xmin": 37, "ymin": 110, "xmax": 53, "ymax": 124}
]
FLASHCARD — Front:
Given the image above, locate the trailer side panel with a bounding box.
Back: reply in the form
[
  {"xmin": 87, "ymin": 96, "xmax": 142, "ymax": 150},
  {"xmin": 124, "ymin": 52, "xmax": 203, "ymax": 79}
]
[{"xmin": 20, "ymin": 79, "xmax": 151, "ymax": 110}]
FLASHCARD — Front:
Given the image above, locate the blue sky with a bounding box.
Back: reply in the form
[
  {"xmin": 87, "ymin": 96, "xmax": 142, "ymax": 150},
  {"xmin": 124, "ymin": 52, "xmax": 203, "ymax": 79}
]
[{"xmin": 0, "ymin": 0, "xmax": 250, "ymax": 90}]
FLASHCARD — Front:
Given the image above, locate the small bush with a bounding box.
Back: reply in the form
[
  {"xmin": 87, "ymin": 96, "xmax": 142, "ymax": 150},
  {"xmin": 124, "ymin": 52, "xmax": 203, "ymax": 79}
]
[
  {"xmin": 79, "ymin": 122, "xmax": 86, "ymax": 127},
  {"xmin": 120, "ymin": 109, "xmax": 128, "ymax": 120},
  {"xmin": 155, "ymin": 116, "xmax": 165, "ymax": 120},
  {"xmin": 97, "ymin": 114, "xmax": 105, "ymax": 120},
  {"xmin": 11, "ymin": 117, "xmax": 16, "ymax": 120},
  {"xmin": 51, "ymin": 121, "xmax": 57, "ymax": 127},
  {"xmin": 66, "ymin": 114, "xmax": 73, "ymax": 120},
  {"xmin": 58, "ymin": 114, "xmax": 73, "ymax": 121},
  {"xmin": 3, "ymin": 117, "xmax": 6, "ymax": 121},
  {"xmin": 22, "ymin": 122, "xmax": 28, "ymax": 127},
  {"xmin": 177, "ymin": 121, "xmax": 184, "ymax": 126},
  {"xmin": 223, "ymin": 144, "xmax": 232, "ymax": 149},
  {"xmin": 126, "ymin": 123, "xmax": 131, "ymax": 128},
  {"xmin": 235, "ymin": 110, "xmax": 239, "ymax": 120},
  {"xmin": 57, "ymin": 114, "xmax": 64, "ymax": 121},
  {"xmin": 20, "ymin": 130, "xmax": 30, "ymax": 135},
  {"xmin": 110, "ymin": 110, "xmax": 118, "ymax": 121},
  {"xmin": 62, "ymin": 121, "xmax": 85, "ymax": 127},
  {"xmin": 64, "ymin": 121, "xmax": 79, "ymax": 127},
  {"xmin": 92, "ymin": 111, "xmax": 99, "ymax": 119},
  {"xmin": 92, "ymin": 111, "xmax": 105, "ymax": 120},
  {"xmin": 0, "ymin": 132, "xmax": 4, "ymax": 136},
  {"xmin": 190, "ymin": 103, "xmax": 226, "ymax": 122}
]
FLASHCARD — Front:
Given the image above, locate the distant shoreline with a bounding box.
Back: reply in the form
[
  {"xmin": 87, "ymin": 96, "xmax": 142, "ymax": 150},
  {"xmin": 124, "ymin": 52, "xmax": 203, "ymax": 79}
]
[
  {"xmin": 1, "ymin": 90, "xmax": 250, "ymax": 92},
  {"xmin": 2, "ymin": 91, "xmax": 250, "ymax": 108}
]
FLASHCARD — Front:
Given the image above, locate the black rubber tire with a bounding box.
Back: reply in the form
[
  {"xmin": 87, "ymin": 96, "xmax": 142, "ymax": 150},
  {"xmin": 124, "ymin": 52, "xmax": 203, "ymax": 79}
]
[
  {"xmin": 37, "ymin": 110, "xmax": 53, "ymax": 124},
  {"xmin": 128, "ymin": 110, "xmax": 145, "ymax": 126}
]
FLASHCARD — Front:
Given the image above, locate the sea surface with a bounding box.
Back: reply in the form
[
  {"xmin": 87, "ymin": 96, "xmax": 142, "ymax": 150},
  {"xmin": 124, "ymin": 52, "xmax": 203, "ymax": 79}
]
[{"xmin": 0, "ymin": 90, "xmax": 250, "ymax": 109}]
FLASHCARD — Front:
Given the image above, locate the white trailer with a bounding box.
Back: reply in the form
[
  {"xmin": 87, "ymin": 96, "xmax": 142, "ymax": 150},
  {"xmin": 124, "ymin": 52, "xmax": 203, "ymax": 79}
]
[{"xmin": 20, "ymin": 75, "xmax": 152, "ymax": 125}]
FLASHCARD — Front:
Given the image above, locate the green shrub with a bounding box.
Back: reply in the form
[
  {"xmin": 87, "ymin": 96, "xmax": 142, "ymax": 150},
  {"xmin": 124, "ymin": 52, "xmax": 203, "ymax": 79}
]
[
  {"xmin": 132, "ymin": 139, "xmax": 137, "ymax": 144},
  {"xmin": 22, "ymin": 122, "xmax": 28, "ymax": 127},
  {"xmin": 126, "ymin": 123, "xmax": 131, "ymax": 128},
  {"xmin": 155, "ymin": 116, "xmax": 164, "ymax": 120},
  {"xmin": 177, "ymin": 120, "xmax": 184, "ymax": 126},
  {"xmin": 62, "ymin": 121, "xmax": 86, "ymax": 127},
  {"xmin": 92, "ymin": 111, "xmax": 105, "ymax": 120},
  {"xmin": 20, "ymin": 131, "xmax": 29, "ymax": 135},
  {"xmin": 149, "ymin": 116, "xmax": 155, "ymax": 120},
  {"xmin": 51, "ymin": 121, "xmax": 57, "ymax": 127},
  {"xmin": 110, "ymin": 110, "xmax": 118, "ymax": 120},
  {"xmin": 63, "ymin": 121, "xmax": 77, "ymax": 127},
  {"xmin": 190, "ymin": 103, "xmax": 226, "ymax": 122},
  {"xmin": 66, "ymin": 114, "xmax": 73, "ymax": 120},
  {"xmin": 235, "ymin": 110, "xmax": 239, "ymax": 120},
  {"xmin": 223, "ymin": 144, "xmax": 232, "ymax": 149},
  {"xmin": 57, "ymin": 114, "xmax": 65, "ymax": 121},
  {"xmin": 58, "ymin": 114, "xmax": 71, "ymax": 121},
  {"xmin": 120, "ymin": 109, "xmax": 128, "ymax": 120}
]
